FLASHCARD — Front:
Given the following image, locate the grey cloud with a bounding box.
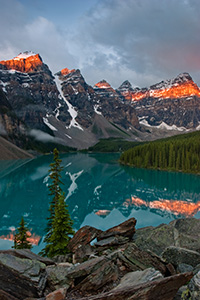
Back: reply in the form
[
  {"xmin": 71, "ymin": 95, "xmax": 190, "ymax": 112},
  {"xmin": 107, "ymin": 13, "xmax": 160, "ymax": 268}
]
[
  {"xmin": 0, "ymin": 0, "xmax": 75, "ymax": 73},
  {"xmin": 29, "ymin": 129, "xmax": 57, "ymax": 143},
  {"xmin": 73, "ymin": 0, "xmax": 200, "ymax": 87},
  {"xmin": 1, "ymin": 0, "xmax": 200, "ymax": 89}
]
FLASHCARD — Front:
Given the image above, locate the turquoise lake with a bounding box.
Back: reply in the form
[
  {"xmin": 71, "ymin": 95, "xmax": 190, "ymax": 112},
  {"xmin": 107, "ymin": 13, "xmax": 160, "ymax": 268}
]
[{"xmin": 0, "ymin": 152, "xmax": 200, "ymax": 253}]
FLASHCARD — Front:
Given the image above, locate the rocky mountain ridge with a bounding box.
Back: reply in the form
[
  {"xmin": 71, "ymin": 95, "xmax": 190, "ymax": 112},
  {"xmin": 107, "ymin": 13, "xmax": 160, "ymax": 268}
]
[
  {"xmin": 116, "ymin": 72, "xmax": 200, "ymax": 130},
  {"xmin": 0, "ymin": 52, "xmax": 140, "ymax": 151},
  {"xmin": 1, "ymin": 52, "xmax": 200, "ymax": 152}
]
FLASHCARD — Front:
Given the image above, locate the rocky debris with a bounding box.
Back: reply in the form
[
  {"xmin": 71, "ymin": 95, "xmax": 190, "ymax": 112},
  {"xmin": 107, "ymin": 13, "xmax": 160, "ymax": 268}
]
[
  {"xmin": 1, "ymin": 218, "xmax": 200, "ymax": 300},
  {"xmin": 46, "ymin": 287, "xmax": 67, "ymax": 300},
  {"xmin": 0, "ymin": 136, "xmax": 33, "ymax": 160},
  {"xmin": 112, "ymin": 267, "xmax": 163, "ymax": 291},
  {"xmin": 67, "ymin": 225, "xmax": 102, "ymax": 252},
  {"xmin": 123, "ymin": 243, "xmax": 176, "ymax": 276},
  {"xmin": 187, "ymin": 270, "xmax": 200, "ymax": 299},
  {"xmin": 72, "ymin": 244, "xmax": 93, "ymax": 264},
  {"xmin": 94, "ymin": 236, "xmax": 129, "ymax": 248},
  {"xmin": 0, "ymin": 253, "xmax": 47, "ymax": 299},
  {"xmin": 134, "ymin": 218, "xmax": 200, "ymax": 256},
  {"xmin": 0, "ymin": 249, "xmax": 55, "ymax": 266},
  {"xmin": 97, "ymin": 217, "xmax": 136, "ymax": 241},
  {"xmin": 0, "ymin": 289, "xmax": 19, "ymax": 300},
  {"xmin": 162, "ymin": 246, "xmax": 200, "ymax": 268},
  {"xmin": 46, "ymin": 263, "xmax": 73, "ymax": 291},
  {"xmin": 76, "ymin": 272, "xmax": 193, "ymax": 300},
  {"xmin": 177, "ymin": 263, "xmax": 194, "ymax": 274}
]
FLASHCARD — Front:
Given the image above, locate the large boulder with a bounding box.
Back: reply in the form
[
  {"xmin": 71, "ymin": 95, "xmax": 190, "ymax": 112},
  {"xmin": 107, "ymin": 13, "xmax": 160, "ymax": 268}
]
[
  {"xmin": 188, "ymin": 270, "xmax": 200, "ymax": 300},
  {"xmin": 112, "ymin": 268, "xmax": 163, "ymax": 291},
  {"xmin": 134, "ymin": 218, "xmax": 200, "ymax": 256},
  {"xmin": 67, "ymin": 226, "xmax": 102, "ymax": 252},
  {"xmin": 94, "ymin": 236, "xmax": 129, "ymax": 248},
  {"xmin": 76, "ymin": 272, "xmax": 193, "ymax": 300},
  {"xmin": 97, "ymin": 218, "xmax": 136, "ymax": 241},
  {"xmin": 47, "ymin": 255, "xmax": 119, "ymax": 297},
  {"xmin": 0, "ymin": 289, "xmax": 19, "ymax": 300},
  {"xmin": 123, "ymin": 243, "xmax": 176, "ymax": 276},
  {"xmin": 162, "ymin": 246, "xmax": 200, "ymax": 268},
  {"xmin": 46, "ymin": 287, "xmax": 67, "ymax": 300},
  {"xmin": 0, "ymin": 249, "xmax": 54, "ymax": 266},
  {"xmin": 0, "ymin": 253, "xmax": 47, "ymax": 299}
]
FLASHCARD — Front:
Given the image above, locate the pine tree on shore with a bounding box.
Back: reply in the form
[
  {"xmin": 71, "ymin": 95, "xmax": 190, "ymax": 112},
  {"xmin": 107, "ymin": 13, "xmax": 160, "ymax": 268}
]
[
  {"xmin": 40, "ymin": 148, "xmax": 74, "ymax": 257},
  {"xmin": 46, "ymin": 192, "xmax": 75, "ymax": 257},
  {"xmin": 13, "ymin": 217, "xmax": 32, "ymax": 249}
]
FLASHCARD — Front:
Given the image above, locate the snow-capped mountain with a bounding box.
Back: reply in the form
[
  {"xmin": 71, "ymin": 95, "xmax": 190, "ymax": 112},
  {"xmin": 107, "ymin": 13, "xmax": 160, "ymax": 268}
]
[
  {"xmin": 117, "ymin": 73, "xmax": 200, "ymax": 130},
  {"xmin": 0, "ymin": 52, "xmax": 140, "ymax": 150}
]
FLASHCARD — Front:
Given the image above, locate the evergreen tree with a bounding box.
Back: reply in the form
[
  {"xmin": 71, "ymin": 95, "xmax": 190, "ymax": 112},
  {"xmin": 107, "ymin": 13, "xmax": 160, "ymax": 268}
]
[
  {"xmin": 13, "ymin": 217, "xmax": 32, "ymax": 249},
  {"xmin": 40, "ymin": 148, "xmax": 74, "ymax": 257},
  {"xmin": 44, "ymin": 148, "xmax": 64, "ymax": 242},
  {"xmin": 46, "ymin": 193, "xmax": 75, "ymax": 258}
]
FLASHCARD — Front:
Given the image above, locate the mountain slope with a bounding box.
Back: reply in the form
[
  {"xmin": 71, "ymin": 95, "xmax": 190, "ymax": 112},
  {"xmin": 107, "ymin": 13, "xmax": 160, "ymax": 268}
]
[
  {"xmin": 117, "ymin": 73, "xmax": 200, "ymax": 130},
  {"xmin": 0, "ymin": 136, "xmax": 33, "ymax": 160},
  {"xmin": 0, "ymin": 52, "xmax": 141, "ymax": 151}
]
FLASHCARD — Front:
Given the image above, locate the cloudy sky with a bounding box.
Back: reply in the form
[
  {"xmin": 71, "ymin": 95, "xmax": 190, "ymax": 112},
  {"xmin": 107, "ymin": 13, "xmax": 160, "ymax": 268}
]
[{"xmin": 1, "ymin": 0, "xmax": 200, "ymax": 88}]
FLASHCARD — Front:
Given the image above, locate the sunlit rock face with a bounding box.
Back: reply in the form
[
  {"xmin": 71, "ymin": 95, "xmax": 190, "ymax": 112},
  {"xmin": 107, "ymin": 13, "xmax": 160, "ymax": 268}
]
[
  {"xmin": 0, "ymin": 52, "xmax": 71, "ymax": 140},
  {"xmin": 94, "ymin": 80, "xmax": 119, "ymax": 99},
  {"xmin": 0, "ymin": 52, "xmax": 43, "ymax": 73},
  {"xmin": 118, "ymin": 73, "xmax": 200, "ymax": 101},
  {"xmin": 132, "ymin": 73, "xmax": 200, "ymax": 101},
  {"xmin": 56, "ymin": 69, "xmax": 140, "ymax": 131},
  {"xmin": 0, "ymin": 52, "xmax": 140, "ymax": 150},
  {"xmin": 117, "ymin": 73, "xmax": 200, "ymax": 129},
  {"xmin": 60, "ymin": 67, "xmax": 76, "ymax": 76}
]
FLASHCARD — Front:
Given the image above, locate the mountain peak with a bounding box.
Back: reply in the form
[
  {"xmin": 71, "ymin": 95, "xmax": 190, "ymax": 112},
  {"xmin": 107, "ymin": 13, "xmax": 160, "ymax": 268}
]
[
  {"xmin": 94, "ymin": 80, "xmax": 113, "ymax": 89},
  {"xmin": 119, "ymin": 80, "xmax": 133, "ymax": 89},
  {"xmin": 13, "ymin": 51, "xmax": 37, "ymax": 60},
  {"xmin": 60, "ymin": 67, "xmax": 76, "ymax": 76},
  {"xmin": 0, "ymin": 52, "xmax": 43, "ymax": 73}
]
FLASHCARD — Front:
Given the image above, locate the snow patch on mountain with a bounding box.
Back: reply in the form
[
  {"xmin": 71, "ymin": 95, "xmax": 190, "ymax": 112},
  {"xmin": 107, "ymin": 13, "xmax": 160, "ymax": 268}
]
[
  {"xmin": 140, "ymin": 119, "xmax": 187, "ymax": 131},
  {"xmin": 94, "ymin": 104, "xmax": 102, "ymax": 115},
  {"xmin": 0, "ymin": 80, "xmax": 9, "ymax": 93},
  {"xmin": 14, "ymin": 51, "xmax": 36, "ymax": 60},
  {"xmin": 54, "ymin": 76, "xmax": 83, "ymax": 131},
  {"xmin": 43, "ymin": 117, "xmax": 58, "ymax": 131}
]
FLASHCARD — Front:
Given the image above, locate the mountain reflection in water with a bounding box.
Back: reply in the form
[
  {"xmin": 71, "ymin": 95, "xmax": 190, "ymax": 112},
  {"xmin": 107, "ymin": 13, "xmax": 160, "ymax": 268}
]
[{"xmin": 0, "ymin": 153, "xmax": 200, "ymax": 252}]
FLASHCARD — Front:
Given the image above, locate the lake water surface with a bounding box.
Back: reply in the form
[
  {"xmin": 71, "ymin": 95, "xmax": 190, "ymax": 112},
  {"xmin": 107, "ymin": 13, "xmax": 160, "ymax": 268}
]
[{"xmin": 0, "ymin": 153, "xmax": 200, "ymax": 253}]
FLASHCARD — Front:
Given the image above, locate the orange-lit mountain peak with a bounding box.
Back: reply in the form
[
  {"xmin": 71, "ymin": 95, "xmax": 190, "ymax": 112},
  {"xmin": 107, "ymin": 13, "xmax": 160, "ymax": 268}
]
[
  {"xmin": 94, "ymin": 80, "xmax": 113, "ymax": 89},
  {"xmin": 60, "ymin": 67, "xmax": 76, "ymax": 76},
  {"xmin": 0, "ymin": 52, "xmax": 43, "ymax": 73},
  {"xmin": 129, "ymin": 73, "xmax": 200, "ymax": 101}
]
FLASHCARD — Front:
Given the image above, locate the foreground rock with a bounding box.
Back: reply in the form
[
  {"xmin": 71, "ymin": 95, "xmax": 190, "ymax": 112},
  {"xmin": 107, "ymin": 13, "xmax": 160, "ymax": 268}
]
[
  {"xmin": 162, "ymin": 246, "xmax": 200, "ymax": 268},
  {"xmin": 0, "ymin": 249, "xmax": 55, "ymax": 266},
  {"xmin": 134, "ymin": 218, "xmax": 200, "ymax": 256},
  {"xmin": 76, "ymin": 272, "xmax": 193, "ymax": 300},
  {"xmin": 67, "ymin": 226, "xmax": 102, "ymax": 253},
  {"xmin": 97, "ymin": 217, "xmax": 136, "ymax": 241},
  {"xmin": 0, "ymin": 253, "xmax": 47, "ymax": 299},
  {"xmin": 0, "ymin": 217, "xmax": 199, "ymax": 299}
]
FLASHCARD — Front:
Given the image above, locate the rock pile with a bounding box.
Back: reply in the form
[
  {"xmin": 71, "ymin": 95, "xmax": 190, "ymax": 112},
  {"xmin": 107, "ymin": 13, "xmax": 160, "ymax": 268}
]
[{"xmin": 0, "ymin": 217, "xmax": 200, "ymax": 300}]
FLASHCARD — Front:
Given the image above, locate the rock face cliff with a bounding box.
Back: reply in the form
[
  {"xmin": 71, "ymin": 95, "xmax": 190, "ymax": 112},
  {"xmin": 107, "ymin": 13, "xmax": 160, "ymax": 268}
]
[
  {"xmin": 117, "ymin": 73, "xmax": 200, "ymax": 130},
  {"xmin": 0, "ymin": 52, "xmax": 140, "ymax": 151},
  {"xmin": 1, "ymin": 51, "xmax": 200, "ymax": 152}
]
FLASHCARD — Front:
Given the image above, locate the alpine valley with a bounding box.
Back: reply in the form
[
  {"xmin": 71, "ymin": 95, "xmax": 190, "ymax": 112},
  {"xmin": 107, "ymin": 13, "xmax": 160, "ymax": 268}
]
[{"xmin": 1, "ymin": 51, "xmax": 200, "ymax": 154}]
